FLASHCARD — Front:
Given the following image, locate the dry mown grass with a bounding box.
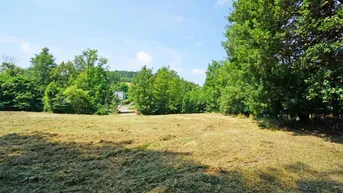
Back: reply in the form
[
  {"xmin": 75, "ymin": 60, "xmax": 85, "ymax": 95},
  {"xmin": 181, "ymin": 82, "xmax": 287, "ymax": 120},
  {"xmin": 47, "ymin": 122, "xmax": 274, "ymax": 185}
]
[{"xmin": 0, "ymin": 112, "xmax": 343, "ymax": 192}]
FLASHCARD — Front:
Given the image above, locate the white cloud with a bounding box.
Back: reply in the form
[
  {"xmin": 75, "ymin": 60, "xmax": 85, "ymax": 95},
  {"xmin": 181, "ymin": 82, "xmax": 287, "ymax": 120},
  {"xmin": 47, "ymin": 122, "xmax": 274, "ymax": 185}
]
[
  {"xmin": 193, "ymin": 42, "xmax": 202, "ymax": 46},
  {"xmin": 20, "ymin": 43, "xmax": 33, "ymax": 53},
  {"xmin": 0, "ymin": 36, "xmax": 42, "ymax": 53},
  {"xmin": 136, "ymin": 51, "xmax": 152, "ymax": 65},
  {"xmin": 191, "ymin": 68, "xmax": 205, "ymax": 75},
  {"xmin": 87, "ymin": 37, "xmax": 184, "ymax": 72}
]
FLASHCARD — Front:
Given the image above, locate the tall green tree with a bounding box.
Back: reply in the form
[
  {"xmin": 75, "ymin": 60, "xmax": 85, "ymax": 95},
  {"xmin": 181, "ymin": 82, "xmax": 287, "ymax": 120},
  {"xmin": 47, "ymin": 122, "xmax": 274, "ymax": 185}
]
[
  {"xmin": 153, "ymin": 67, "xmax": 182, "ymax": 114},
  {"xmin": 73, "ymin": 49, "xmax": 110, "ymax": 108},
  {"xmin": 214, "ymin": 0, "xmax": 343, "ymax": 120},
  {"xmin": 30, "ymin": 47, "xmax": 57, "ymax": 93},
  {"xmin": 51, "ymin": 61, "xmax": 77, "ymax": 86},
  {"xmin": 203, "ymin": 61, "xmax": 224, "ymax": 112},
  {"xmin": 297, "ymin": 0, "xmax": 343, "ymax": 118},
  {"xmin": 131, "ymin": 66, "xmax": 155, "ymax": 115}
]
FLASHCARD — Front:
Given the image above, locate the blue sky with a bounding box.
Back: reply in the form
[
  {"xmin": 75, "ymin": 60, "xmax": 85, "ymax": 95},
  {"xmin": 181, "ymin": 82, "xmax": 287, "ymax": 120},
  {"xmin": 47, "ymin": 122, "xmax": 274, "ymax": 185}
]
[{"xmin": 0, "ymin": 0, "xmax": 233, "ymax": 85}]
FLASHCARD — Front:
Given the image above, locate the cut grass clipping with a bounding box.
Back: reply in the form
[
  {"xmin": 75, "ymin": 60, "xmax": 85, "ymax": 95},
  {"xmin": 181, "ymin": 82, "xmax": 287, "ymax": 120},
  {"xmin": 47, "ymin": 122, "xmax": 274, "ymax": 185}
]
[{"xmin": 1, "ymin": 112, "xmax": 343, "ymax": 192}]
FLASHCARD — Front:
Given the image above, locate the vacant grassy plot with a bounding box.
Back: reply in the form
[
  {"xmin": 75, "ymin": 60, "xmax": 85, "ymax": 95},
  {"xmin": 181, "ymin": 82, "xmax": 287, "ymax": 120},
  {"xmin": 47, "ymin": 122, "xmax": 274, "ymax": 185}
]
[{"xmin": 1, "ymin": 112, "xmax": 343, "ymax": 192}]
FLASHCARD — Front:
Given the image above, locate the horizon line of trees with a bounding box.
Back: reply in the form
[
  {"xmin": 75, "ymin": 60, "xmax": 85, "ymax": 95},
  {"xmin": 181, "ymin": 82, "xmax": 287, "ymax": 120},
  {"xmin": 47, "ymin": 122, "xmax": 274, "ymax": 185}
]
[
  {"xmin": 131, "ymin": 66, "xmax": 206, "ymax": 115},
  {"xmin": 0, "ymin": 48, "xmax": 208, "ymax": 116},
  {"xmin": 1, "ymin": 0, "xmax": 342, "ymax": 121},
  {"xmin": 0, "ymin": 48, "xmax": 135, "ymax": 115}
]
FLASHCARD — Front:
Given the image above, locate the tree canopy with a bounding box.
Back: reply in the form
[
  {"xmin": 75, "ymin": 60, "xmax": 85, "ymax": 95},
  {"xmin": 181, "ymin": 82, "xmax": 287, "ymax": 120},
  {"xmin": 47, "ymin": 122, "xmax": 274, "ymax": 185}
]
[
  {"xmin": 0, "ymin": 48, "xmax": 135, "ymax": 115},
  {"xmin": 131, "ymin": 66, "xmax": 205, "ymax": 115},
  {"xmin": 204, "ymin": 0, "xmax": 343, "ymax": 121}
]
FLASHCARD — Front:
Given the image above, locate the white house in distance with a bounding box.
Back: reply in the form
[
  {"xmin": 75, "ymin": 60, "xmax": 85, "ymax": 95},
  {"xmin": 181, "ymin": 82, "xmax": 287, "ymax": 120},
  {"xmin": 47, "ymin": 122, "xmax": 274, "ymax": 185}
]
[{"xmin": 114, "ymin": 91, "xmax": 126, "ymax": 101}]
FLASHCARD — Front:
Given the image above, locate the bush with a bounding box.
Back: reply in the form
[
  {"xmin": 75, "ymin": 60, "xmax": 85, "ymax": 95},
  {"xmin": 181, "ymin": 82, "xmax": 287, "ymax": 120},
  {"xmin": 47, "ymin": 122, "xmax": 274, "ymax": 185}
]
[
  {"xmin": 122, "ymin": 99, "xmax": 132, "ymax": 105},
  {"xmin": 95, "ymin": 105, "xmax": 114, "ymax": 115},
  {"xmin": 44, "ymin": 82, "xmax": 72, "ymax": 113},
  {"xmin": 63, "ymin": 86, "xmax": 93, "ymax": 114}
]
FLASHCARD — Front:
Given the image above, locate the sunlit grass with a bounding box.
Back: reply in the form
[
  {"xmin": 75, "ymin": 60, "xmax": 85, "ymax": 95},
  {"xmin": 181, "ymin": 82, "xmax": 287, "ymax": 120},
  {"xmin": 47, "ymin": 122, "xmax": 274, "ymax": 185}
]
[{"xmin": 1, "ymin": 112, "xmax": 343, "ymax": 192}]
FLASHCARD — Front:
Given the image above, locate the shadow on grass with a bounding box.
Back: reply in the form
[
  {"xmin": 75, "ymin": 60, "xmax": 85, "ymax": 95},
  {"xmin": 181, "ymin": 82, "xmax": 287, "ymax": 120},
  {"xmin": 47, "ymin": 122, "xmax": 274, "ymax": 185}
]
[
  {"xmin": 257, "ymin": 118, "xmax": 343, "ymax": 144},
  {"xmin": 1, "ymin": 132, "xmax": 342, "ymax": 192},
  {"xmin": 285, "ymin": 162, "xmax": 343, "ymax": 193}
]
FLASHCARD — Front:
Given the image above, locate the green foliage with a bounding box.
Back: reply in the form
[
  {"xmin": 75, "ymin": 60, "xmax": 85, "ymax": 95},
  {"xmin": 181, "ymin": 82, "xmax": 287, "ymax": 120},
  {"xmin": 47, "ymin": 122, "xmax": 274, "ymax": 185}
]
[
  {"xmin": 182, "ymin": 87, "xmax": 206, "ymax": 113},
  {"xmin": 1, "ymin": 47, "xmax": 206, "ymax": 115},
  {"xmin": 0, "ymin": 74, "xmax": 41, "ymax": 111},
  {"xmin": 131, "ymin": 66, "xmax": 155, "ymax": 114},
  {"xmin": 0, "ymin": 48, "xmax": 128, "ymax": 115},
  {"xmin": 203, "ymin": 61, "xmax": 225, "ymax": 112},
  {"xmin": 132, "ymin": 66, "xmax": 205, "ymax": 115},
  {"xmin": 297, "ymin": 0, "xmax": 343, "ymax": 117},
  {"xmin": 152, "ymin": 67, "xmax": 180, "ymax": 114},
  {"xmin": 112, "ymin": 82, "xmax": 129, "ymax": 92},
  {"xmin": 43, "ymin": 82, "xmax": 72, "ymax": 113},
  {"xmin": 4, "ymin": 0, "xmax": 341, "ymax": 120},
  {"xmin": 106, "ymin": 70, "xmax": 136, "ymax": 84},
  {"xmin": 0, "ymin": 58, "xmax": 41, "ymax": 111},
  {"xmin": 42, "ymin": 49, "xmax": 116, "ymax": 115},
  {"xmin": 119, "ymin": 82, "xmax": 129, "ymax": 92},
  {"xmin": 30, "ymin": 47, "xmax": 57, "ymax": 94},
  {"xmin": 74, "ymin": 49, "xmax": 108, "ymax": 73},
  {"xmin": 204, "ymin": 0, "xmax": 343, "ymax": 121},
  {"xmin": 63, "ymin": 85, "xmax": 93, "ymax": 114},
  {"xmin": 0, "ymin": 58, "xmax": 24, "ymax": 77},
  {"xmin": 50, "ymin": 61, "xmax": 77, "ymax": 87}
]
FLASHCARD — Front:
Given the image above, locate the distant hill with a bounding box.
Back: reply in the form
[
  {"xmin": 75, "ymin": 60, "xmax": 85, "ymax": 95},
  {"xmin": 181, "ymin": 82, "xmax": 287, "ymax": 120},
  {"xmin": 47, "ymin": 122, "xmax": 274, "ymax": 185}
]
[{"xmin": 106, "ymin": 70, "xmax": 137, "ymax": 84}]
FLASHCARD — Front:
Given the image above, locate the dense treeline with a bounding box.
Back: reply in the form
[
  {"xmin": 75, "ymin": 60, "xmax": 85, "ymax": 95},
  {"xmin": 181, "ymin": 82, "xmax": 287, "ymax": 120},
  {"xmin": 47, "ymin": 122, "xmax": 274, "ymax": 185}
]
[
  {"xmin": 0, "ymin": 48, "xmax": 134, "ymax": 115},
  {"xmin": 106, "ymin": 71, "xmax": 136, "ymax": 84},
  {"xmin": 1, "ymin": 0, "xmax": 341, "ymax": 119},
  {"xmin": 133, "ymin": 0, "xmax": 342, "ymax": 119},
  {"xmin": 203, "ymin": 0, "xmax": 343, "ymax": 121},
  {"xmin": 0, "ymin": 47, "xmax": 205, "ymax": 115},
  {"xmin": 131, "ymin": 66, "xmax": 206, "ymax": 115}
]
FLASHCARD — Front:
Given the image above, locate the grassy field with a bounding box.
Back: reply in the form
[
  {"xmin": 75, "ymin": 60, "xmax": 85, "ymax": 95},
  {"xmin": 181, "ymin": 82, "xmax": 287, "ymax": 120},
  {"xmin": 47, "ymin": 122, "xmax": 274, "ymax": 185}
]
[{"xmin": 1, "ymin": 112, "xmax": 343, "ymax": 192}]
